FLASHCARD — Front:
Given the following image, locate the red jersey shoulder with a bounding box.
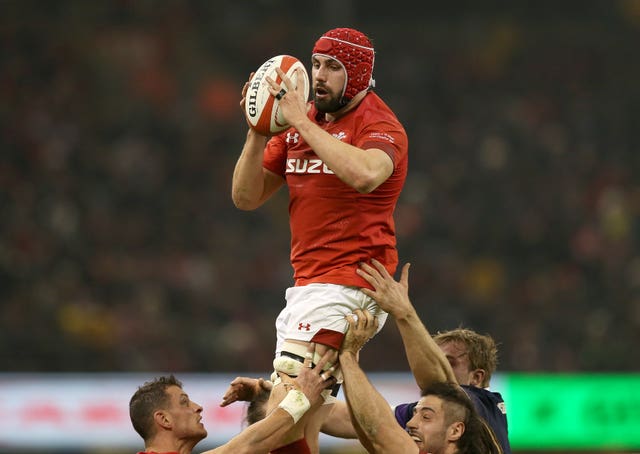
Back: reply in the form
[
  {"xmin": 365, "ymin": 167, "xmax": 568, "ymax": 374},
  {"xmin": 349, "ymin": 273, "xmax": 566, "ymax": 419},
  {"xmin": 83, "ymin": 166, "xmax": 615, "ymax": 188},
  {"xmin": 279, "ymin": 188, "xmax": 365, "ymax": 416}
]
[{"xmin": 352, "ymin": 94, "xmax": 407, "ymax": 140}]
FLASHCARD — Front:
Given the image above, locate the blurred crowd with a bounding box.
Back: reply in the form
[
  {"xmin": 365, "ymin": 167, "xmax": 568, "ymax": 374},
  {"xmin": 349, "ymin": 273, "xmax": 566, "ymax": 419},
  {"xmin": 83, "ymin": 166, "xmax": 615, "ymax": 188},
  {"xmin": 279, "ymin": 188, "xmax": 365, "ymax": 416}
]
[{"xmin": 1, "ymin": 0, "xmax": 639, "ymax": 374}]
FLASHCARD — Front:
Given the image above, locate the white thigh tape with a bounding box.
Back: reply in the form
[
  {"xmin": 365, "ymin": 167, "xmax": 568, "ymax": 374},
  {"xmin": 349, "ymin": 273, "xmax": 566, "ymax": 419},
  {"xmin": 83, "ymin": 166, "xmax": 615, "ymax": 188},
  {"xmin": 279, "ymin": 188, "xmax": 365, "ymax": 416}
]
[
  {"xmin": 275, "ymin": 341, "xmax": 344, "ymax": 382},
  {"xmin": 280, "ymin": 341, "xmax": 323, "ymax": 365},
  {"xmin": 273, "ymin": 355, "xmax": 303, "ymax": 377}
]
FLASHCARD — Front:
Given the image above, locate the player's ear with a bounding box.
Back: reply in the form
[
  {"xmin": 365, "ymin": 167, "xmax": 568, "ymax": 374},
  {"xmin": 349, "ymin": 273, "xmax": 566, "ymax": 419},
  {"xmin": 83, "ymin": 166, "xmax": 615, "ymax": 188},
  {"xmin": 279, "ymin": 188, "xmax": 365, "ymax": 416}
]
[
  {"xmin": 447, "ymin": 421, "xmax": 465, "ymax": 442},
  {"xmin": 154, "ymin": 409, "xmax": 172, "ymax": 430},
  {"xmin": 470, "ymin": 369, "xmax": 486, "ymax": 387}
]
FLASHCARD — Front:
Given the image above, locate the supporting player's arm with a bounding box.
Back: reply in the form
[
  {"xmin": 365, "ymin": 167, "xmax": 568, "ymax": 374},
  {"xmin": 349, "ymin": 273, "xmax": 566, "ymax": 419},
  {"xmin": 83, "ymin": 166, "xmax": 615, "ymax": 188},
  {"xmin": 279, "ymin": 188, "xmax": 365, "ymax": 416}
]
[
  {"xmin": 220, "ymin": 376, "xmax": 359, "ymax": 440},
  {"xmin": 357, "ymin": 260, "xmax": 456, "ymax": 391},
  {"xmin": 339, "ymin": 310, "xmax": 417, "ymax": 454},
  {"xmin": 207, "ymin": 345, "xmax": 336, "ymax": 454},
  {"xmin": 320, "ymin": 400, "xmax": 358, "ymax": 439},
  {"xmin": 206, "ymin": 394, "xmax": 307, "ymax": 454},
  {"xmin": 220, "ymin": 376, "xmax": 272, "ymax": 408}
]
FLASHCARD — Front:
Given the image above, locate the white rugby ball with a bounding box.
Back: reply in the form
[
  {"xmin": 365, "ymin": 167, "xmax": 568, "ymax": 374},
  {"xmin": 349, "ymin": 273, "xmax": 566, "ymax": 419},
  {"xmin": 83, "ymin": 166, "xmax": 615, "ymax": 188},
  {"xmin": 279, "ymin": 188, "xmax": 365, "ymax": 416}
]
[{"xmin": 244, "ymin": 54, "xmax": 309, "ymax": 136}]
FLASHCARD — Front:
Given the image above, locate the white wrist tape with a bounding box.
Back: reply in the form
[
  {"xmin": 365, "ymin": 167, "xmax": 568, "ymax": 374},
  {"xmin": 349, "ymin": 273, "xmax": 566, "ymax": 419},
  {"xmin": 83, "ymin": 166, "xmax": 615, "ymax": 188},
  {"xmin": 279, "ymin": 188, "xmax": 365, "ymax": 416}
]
[{"xmin": 278, "ymin": 389, "xmax": 310, "ymax": 424}]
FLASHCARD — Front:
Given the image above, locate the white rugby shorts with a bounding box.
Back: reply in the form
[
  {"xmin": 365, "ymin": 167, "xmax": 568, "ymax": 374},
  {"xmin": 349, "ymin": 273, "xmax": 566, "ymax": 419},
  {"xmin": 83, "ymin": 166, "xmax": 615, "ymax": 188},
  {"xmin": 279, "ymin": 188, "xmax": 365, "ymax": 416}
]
[{"xmin": 274, "ymin": 283, "xmax": 388, "ymax": 355}]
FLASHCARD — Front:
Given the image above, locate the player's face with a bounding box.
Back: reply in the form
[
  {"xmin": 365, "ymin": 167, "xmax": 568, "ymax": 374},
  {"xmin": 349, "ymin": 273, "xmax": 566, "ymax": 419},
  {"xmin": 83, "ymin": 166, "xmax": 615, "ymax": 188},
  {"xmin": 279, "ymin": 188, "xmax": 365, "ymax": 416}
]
[
  {"xmin": 163, "ymin": 385, "xmax": 207, "ymax": 442},
  {"xmin": 311, "ymin": 55, "xmax": 346, "ymax": 113},
  {"xmin": 406, "ymin": 395, "xmax": 450, "ymax": 454},
  {"xmin": 439, "ymin": 340, "xmax": 475, "ymax": 386}
]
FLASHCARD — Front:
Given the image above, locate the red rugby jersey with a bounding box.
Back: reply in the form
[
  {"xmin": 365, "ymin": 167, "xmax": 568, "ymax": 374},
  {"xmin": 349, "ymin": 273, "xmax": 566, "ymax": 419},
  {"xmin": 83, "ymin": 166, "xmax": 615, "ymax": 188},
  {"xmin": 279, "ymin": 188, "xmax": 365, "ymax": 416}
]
[
  {"xmin": 270, "ymin": 437, "xmax": 311, "ymax": 454},
  {"xmin": 263, "ymin": 92, "xmax": 408, "ymax": 289}
]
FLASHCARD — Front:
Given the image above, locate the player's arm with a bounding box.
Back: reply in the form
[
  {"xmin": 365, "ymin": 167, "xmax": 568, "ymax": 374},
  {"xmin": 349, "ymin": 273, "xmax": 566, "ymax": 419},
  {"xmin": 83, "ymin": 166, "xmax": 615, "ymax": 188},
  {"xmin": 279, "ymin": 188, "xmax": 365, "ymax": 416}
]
[
  {"xmin": 219, "ymin": 376, "xmax": 272, "ymax": 408},
  {"xmin": 231, "ymin": 129, "xmax": 284, "ymax": 210},
  {"xmin": 339, "ymin": 310, "xmax": 418, "ymax": 454},
  {"xmin": 357, "ymin": 260, "xmax": 457, "ymax": 391},
  {"xmin": 220, "ymin": 376, "xmax": 358, "ymax": 440},
  {"xmin": 232, "ymin": 76, "xmax": 285, "ymax": 210},
  {"xmin": 298, "ymin": 123, "xmax": 392, "ymax": 193},
  {"xmin": 206, "ymin": 345, "xmax": 337, "ymax": 454},
  {"xmin": 270, "ymin": 68, "xmax": 393, "ymax": 194},
  {"xmin": 320, "ymin": 400, "xmax": 358, "ymax": 439},
  {"xmin": 203, "ymin": 400, "xmax": 303, "ymax": 454}
]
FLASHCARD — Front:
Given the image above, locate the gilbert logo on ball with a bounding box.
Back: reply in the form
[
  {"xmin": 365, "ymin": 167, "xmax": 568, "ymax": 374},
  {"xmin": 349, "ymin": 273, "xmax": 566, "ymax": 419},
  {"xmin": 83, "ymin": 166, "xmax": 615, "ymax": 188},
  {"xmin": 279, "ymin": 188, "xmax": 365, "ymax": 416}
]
[{"xmin": 245, "ymin": 55, "xmax": 309, "ymax": 136}]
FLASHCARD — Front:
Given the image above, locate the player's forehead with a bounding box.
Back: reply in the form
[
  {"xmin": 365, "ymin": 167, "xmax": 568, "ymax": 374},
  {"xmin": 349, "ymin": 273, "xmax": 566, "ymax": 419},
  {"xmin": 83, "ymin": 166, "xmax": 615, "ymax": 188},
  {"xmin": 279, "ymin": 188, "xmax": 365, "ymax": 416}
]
[
  {"xmin": 415, "ymin": 395, "xmax": 444, "ymax": 414},
  {"xmin": 166, "ymin": 385, "xmax": 188, "ymax": 401},
  {"xmin": 439, "ymin": 339, "xmax": 468, "ymax": 356}
]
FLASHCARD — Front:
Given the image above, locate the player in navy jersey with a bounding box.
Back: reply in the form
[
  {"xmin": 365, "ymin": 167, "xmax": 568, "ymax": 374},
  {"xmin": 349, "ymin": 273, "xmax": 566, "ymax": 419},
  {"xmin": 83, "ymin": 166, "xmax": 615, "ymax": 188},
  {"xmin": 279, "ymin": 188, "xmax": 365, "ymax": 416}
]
[
  {"xmin": 357, "ymin": 260, "xmax": 510, "ymax": 454},
  {"xmin": 340, "ymin": 309, "xmax": 502, "ymax": 454},
  {"xmin": 392, "ymin": 338, "xmax": 510, "ymax": 454}
]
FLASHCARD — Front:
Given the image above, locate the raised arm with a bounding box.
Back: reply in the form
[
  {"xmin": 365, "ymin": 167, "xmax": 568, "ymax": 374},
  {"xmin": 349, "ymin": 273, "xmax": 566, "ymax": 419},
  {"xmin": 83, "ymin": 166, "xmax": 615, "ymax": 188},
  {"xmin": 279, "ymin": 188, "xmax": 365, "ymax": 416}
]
[
  {"xmin": 339, "ymin": 310, "xmax": 417, "ymax": 454},
  {"xmin": 219, "ymin": 376, "xmax": 272, "ymax": 409},
  {"xmin": 357, "ymin": 260, "xmax": 457, "ymax": 391},
  {"xmin": 231, "ymin": 75, "xmax": 284, "ymax": 210},
  {"xmin": 319, "ymin": 400, "xmax": 358, "ymax": 439},
  {"xmin": 206, "ymin": 345, "xmax": 336, "ymax": 454},
  {"xmin": 220, "ymin": 375, "xmax": 359, "ymax": 440}
]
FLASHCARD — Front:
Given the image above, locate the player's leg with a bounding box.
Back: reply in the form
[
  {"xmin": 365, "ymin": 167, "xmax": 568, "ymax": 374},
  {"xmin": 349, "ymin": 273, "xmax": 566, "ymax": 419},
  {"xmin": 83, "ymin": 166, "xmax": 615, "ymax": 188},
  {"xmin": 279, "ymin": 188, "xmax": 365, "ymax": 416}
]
[
  {"xmin": 273, "ymin": 283, "xmax": 387, "ymax": 378},
  {"xmin": 270, "ymin": 284, "xmax": 387, "ymax": 453}
]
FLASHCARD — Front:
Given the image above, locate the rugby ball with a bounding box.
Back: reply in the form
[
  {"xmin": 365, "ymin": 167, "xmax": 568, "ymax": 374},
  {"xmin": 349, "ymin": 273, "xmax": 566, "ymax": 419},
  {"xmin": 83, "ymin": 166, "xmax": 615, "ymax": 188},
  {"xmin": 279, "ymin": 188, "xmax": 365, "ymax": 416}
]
[{"xmin": 244, "ymin": 55, "xmax": 309, "ymax": 136}]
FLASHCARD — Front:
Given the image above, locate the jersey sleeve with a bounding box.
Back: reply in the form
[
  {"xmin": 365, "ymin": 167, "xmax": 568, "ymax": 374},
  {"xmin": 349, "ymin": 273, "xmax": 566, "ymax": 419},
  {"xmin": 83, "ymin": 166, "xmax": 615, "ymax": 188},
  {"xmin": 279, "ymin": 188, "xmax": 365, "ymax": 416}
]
[
  {"xmin": 355, "ymin": 113, "xmax": 408, "ymax": 169},
  {"xmin": 270, "ymin": 437, "xmax": 311, "ymax": 454},
  {"xmin": 262, "ymin": 133, "xmax": 288, "ymax": 176}
]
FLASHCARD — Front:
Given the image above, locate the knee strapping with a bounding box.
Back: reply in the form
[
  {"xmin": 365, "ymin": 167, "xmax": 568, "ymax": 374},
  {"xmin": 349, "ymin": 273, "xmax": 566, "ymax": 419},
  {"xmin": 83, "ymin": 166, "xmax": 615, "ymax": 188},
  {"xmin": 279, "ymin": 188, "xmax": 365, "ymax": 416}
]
[
  {"xmin": 272, "ymin": 341, "xmax": 318, "ymax": 378},
  {"xmin": 273, "ymin": 341, "xmax": 343, "ymax": 384}
]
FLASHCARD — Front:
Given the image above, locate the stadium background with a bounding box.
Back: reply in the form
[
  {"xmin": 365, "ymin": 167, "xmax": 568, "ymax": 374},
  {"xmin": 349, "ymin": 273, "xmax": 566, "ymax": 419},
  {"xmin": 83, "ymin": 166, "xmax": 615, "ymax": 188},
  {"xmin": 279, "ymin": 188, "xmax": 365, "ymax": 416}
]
[{"xmin": 1, "ymin": 0, "xmax": 639, "ymax": 452}]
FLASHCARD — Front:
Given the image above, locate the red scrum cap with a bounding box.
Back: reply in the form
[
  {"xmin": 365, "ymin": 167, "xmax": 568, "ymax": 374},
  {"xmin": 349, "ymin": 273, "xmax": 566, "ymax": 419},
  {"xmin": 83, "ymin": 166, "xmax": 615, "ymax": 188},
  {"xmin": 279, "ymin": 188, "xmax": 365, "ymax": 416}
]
[{"xmin": 312, "ymin": 28, "xmax": 375, "ymax": 102}]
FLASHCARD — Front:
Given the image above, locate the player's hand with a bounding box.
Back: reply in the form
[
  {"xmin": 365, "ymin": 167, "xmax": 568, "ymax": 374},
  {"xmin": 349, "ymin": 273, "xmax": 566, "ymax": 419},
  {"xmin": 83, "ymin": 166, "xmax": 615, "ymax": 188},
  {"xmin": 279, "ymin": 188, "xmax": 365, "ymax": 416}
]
[
  {"xmin": 357, "ymin": 260, "xmax": 413, "ymax": 319},
  {"xmin": 240, "ymin": 72, "xmax": 254, "ymax": 111},
  {"xmin": 266, "ymin": 67, "xmax": 308, "ymax": 127},
  {"xmin": 219, "ymin": 376, "xmax": 272, "ymax": 407},
  {"xmin": 290, "ymin": 343, "xmax": 338, "ymax": 406},
  {"xmin": 241, "ymin": 72, "xmax": 269, "ymax": 138},
  {"xmin": 342, "ymin": 309, "xmax": 378, "ymax": 355}
]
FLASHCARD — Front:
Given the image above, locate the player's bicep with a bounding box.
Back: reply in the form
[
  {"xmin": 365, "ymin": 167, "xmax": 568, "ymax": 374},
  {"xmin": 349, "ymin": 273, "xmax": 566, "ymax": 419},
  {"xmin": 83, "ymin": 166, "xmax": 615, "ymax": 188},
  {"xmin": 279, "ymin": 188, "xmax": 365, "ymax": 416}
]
[{"xmin": 362, "ymin": 147, "xmax": 394, "ymax": 190}]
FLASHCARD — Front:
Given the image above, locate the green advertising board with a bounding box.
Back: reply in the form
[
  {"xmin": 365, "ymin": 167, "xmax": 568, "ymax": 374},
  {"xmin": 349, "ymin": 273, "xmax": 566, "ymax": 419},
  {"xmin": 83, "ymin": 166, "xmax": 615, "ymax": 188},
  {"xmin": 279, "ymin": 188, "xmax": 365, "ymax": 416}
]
[{"xmin": 499, "ymin": 373, "xmax": 640, "ymax": 450}]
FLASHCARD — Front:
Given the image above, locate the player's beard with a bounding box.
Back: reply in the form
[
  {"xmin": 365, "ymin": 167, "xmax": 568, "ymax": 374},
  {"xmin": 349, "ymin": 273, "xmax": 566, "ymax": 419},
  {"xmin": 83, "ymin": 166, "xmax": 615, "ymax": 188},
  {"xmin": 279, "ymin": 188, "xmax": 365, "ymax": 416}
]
[{"xmin": 313, "ymin": 86, "xmax": 346, "ymax": 113}]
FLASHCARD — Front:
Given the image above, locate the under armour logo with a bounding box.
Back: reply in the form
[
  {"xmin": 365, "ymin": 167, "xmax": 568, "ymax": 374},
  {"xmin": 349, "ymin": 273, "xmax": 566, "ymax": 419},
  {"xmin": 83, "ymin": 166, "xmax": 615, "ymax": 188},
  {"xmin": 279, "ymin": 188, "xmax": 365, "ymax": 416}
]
[
  {"xmin": 298, "ymin": 323, "xmax": 311, "ymax": 331},
  {"xmin": 286, "ymin": 132, "xmax": 300, "ymax": 144}
]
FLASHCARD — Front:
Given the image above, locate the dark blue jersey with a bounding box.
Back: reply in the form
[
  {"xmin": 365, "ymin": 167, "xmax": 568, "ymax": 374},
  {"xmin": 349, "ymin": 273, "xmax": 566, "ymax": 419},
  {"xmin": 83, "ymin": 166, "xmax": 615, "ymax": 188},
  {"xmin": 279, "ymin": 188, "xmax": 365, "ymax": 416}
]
[{"xmin": 393, "ymin": 385, "xmax": 511, "ymax": 454}]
